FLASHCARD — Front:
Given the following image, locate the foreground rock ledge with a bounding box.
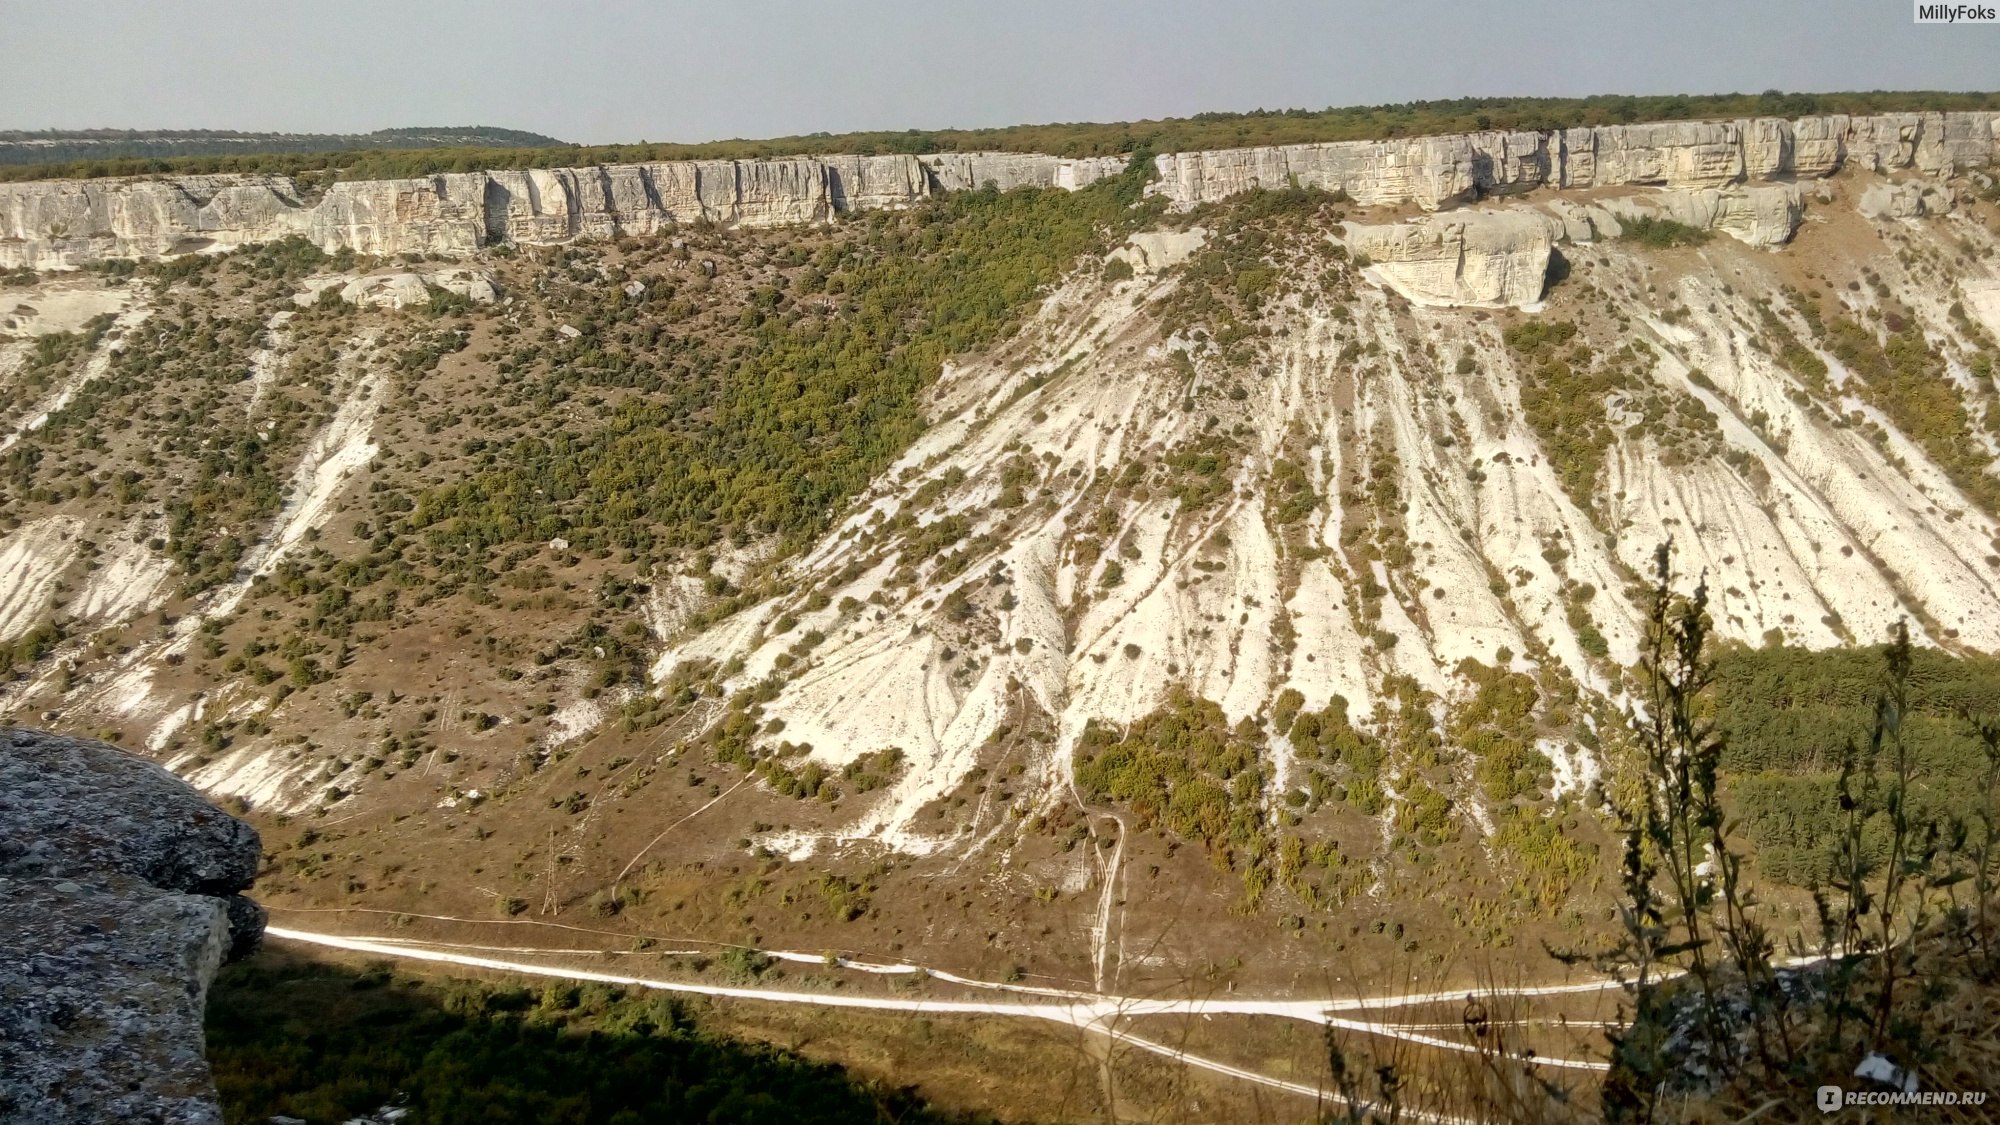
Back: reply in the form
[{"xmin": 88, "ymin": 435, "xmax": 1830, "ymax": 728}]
[{"xmin": 0, "ymin": 728, "xmax": 265, "ymax": 1125}]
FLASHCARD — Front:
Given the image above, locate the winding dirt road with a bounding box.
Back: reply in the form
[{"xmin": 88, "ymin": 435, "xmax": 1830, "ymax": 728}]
[{"xmin": 267, "ymin": 921, "xmax": 1615, "ymax": 1123}]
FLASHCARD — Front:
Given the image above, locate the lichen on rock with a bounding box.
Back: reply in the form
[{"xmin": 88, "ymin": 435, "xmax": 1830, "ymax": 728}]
[{"xmin": 0, "ymin": 727, "xmax": 265, "ymax": 1125}]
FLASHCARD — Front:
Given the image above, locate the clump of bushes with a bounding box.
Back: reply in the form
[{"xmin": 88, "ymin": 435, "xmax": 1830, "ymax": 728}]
[{"xmin": 1618, "ymin": 215, "xmax": 1712, "ymax": 248}]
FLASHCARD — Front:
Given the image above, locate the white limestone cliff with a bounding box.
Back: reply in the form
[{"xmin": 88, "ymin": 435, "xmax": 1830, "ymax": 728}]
[
  {"xmin": 1159, "ymin": 111, "xmax": 1997, "ymax": 210},
  {"xmin": 1596, "ymin": 183, "xmax": 1807, "ymax": 246},
  {"xmin": 1347, "ymin": 210, "xmax": 1558, "ymax": 309},
  {"xmin": 0, "ymin": 111, "xmax": 1994, "ymax": 271},
  {"xmin": 1345, "ymin": 181, "xmax": 1805, "ymax": 308},
  {"xmin": 0, "ymin": 153, "xmax": 1125, "ymax": 270}
]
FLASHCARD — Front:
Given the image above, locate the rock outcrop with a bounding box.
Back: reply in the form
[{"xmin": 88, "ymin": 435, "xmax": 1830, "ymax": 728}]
[
  {"xmin": 1347, "ymin": 210, "xmax": 1557, "ymax": 308},
  {"xmin": 2, "ymin": 112, "xmax": 1993, "ymax": 271},
  {"xmin": 1156, "ymin": 111, "xmax": 1996, "ymax": 210},
  {"xmin": 0, "ymin": 728, "xmax": 264, "ymax": 1125},
  {"xmin": 1858, "ymin": 180, "xmax": 1956, "ymax": 220},
  {"xmin": 333, "ymin": 266, "xmax": 502, "ymax": 309},
  {"xmin": 1347, "ymin": 181, "xmax": 1806, "ymax": 307},
  {"xmin": 1113, "ymin": 228, "xmax": 1209, "ymax": 274},
  {"xmin": 0, "ymin": 152, "xmax": 1125, "ymax": 270},
  {"xmin": 1597, "ymin": 184, "xmax": 1807, "ymax": 246}
]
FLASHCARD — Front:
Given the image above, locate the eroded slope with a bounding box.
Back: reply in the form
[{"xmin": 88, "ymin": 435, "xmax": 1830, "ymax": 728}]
[{"xmin": 2, "ymin": 167, "xmax": 1998, "ymax": 994}]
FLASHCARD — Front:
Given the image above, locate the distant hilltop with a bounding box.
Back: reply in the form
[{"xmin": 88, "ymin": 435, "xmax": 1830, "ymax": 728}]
[{"xmin": 0, "ymin": 127, "xmax": 569, "ymax": 166}]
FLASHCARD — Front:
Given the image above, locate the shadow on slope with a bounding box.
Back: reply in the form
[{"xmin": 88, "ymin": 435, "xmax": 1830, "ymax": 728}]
[{"xmin": 206, "ymin": 946, "xmax": 1005, "ymax": 1125}]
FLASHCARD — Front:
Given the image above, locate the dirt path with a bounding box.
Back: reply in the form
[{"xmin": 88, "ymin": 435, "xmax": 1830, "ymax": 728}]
[
  {"xmin": 268, "ymin": 924, "xmax": 1506, "ymax": 1122},
  {"xmin": 265, "ymin": 923, "xmax": 1615, "ymax": 1086}
]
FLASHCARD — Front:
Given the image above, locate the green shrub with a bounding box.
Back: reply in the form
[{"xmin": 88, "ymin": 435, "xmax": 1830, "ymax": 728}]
[{"xmin": 1618, "ymin": 215, "xmax": 1712, "ymax": 248}]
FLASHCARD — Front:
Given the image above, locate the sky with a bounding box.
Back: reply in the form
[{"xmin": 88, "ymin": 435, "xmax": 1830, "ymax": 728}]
[{"xmin": 3, "ymin": 0, "xmax": 1996, "ymax": 144}]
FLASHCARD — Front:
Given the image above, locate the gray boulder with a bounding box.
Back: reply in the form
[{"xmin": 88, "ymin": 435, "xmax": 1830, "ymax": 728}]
[
  {"xmin": 1859, "ymin": 180, "xmax": 1954, "ymax": 220},
  {"xmin": 0, "ymin": 728, "xmax": 265, "ymax": 1125}
]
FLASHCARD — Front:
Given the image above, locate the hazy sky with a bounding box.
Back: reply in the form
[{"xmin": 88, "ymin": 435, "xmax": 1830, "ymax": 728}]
[{"xmin": 4, "ymin": 1, "xmax": 1995, "ymax": 144}]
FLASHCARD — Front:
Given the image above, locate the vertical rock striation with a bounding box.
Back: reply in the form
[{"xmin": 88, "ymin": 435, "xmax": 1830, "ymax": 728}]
[
  {"xmin": 0, "ymin": 112, "xmax": 1994, "ymax": 269},
  {"xmin": 0, "ymin": 153, "xmax": 1124, "ymax": 269},
  {"xmin": 0, "ymin": 728, "xmax": 265, "ymax": 1125},
  {"xmin": 1158, "ymin": 111, "xmax": 1998, "ymax": 208}
]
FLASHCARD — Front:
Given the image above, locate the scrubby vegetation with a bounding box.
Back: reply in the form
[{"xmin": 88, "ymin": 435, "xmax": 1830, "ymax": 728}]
[
  {"xmin": 1617, "ymin": 215, "xmax": 1712, "ymax": 249},
  {"xmin": 10, "ymin": 90, "xmax": 1996, "ymax": 182},
  {"xmin": 409, "ymin": 168, "xmax": 1154, "ymax": 567},
  {"xmin": 2, "ymin": 239, "xmax": 367, "ymax": 590},
  {"xmin": 1073, "ymin": 688, "xmax": 1269, "ymax": 874},
  {"xmin": 1719, "ymin": 641, "xmax": 2000, "ymax": 887},
  {"xmin": 1575, "ymin": 544, "xmax": 2000, "ymax": 1120},
  {"xmin": 1822, "ymin": 314, "xmax": 2000, "ymax": 517},
  {"xmin": 1075, "ymin": 663, "xmax": 1590, "ymax": 921},
  {"xmin": 1064, "ymin": 536, "xmax": 2000, "ymax": 968},
  {"xmin": 0, "ymin": 311, "xmax": 116, "ymax": 421},
  {"xmin": 0, "ymin": 126, "xmax": 564, "ymax": 167},
  {"xmin": 1503, "ymin": 319, "xmax": 1724, "ymax": 513},
  {"xmin": 1152, "ymin": 185, "xmax": 1356, "ymax": 354}
]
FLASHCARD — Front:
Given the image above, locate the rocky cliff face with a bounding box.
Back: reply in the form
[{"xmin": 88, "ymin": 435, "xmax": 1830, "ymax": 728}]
[
  {"xmin": 0, "ymin": 152, "xmax": 1126, "ymax": 270},
  {"xmin": 1347, "ymin": 209, "xmax": 1560, "ymax": 308},
  {"xmin": 623, "ymin": 182, "xmax": 2000, "ymax": 858},
  {"xmin": 1155, "ymin": 111, "xmax": 1995, "ymax": 208},
  {"xmin": 0, "ymin": 728, "xmax": 264, "ymax": 1125},
  {"xmin": 1341, "ymin": 181, "xmax": 1809, "ymax": 309},
  {"xmin": 0, "ymin": 148, "xmax": 1997, "ymax": 1008},
  {"xmin": 2, "ymin": 113, "xmax": 1992, "ymax": 271}
]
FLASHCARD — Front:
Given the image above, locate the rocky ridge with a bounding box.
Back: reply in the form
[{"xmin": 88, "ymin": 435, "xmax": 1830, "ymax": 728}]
[
  {"xmin": 3, "ymin": 164, "xmax": 1998, "ymax": 849},
  {"xmin": 1349, "ymin": 183, "xmax": 1810, "ymax": 308},
  {"xmin": 0, "ymin": 153, "xmax": 1127, "ymax": 270},
  {"xmin": 0, "ymin": 728, "xmax": 264, "ymax": 1125},
  {"xmin": 0, "ymin": 125, "xmax": 1997, "ymax": 1006},
  {"xmin": 1, "ymin": 112, "xmax": 1993, "ymax": 271},
  {"xmin": 634, "ymin": 181, "xmax": 2000, "ymax": 860}
]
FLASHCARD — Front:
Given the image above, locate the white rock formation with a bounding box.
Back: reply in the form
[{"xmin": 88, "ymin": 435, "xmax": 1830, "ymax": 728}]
[
  {"xmin": 3, "ymin": 112, "xmax": 1994, "ymax": 270},
  {"xmin": 1596, "ymin": 184, "xmax": 1806, "ymax": 246},
  {"xmin": 0, "ymin": 280, "xmax": 132, "ymax": 336},
  {"xmin": 1153, "ymin": 132, "xmax": 1507, "ymax": 211},
  {"xmin": 1347, "ymin": 180, "xmax": 1806, "ymax": 307},
  {"xmin": 1113, "ymin": 228, "xmax": 1209, "ymax": 274},
  {"xmin": 337, "ymin": 272, "xmax": 428, "ymax": 309},
  {"xmin": 626, "ymin": 194, "xmax": 2000, "ymax": 858},
  {"xmin": 335, "ymin": 266, "xmax": 500, "ymax": 309},
  {"xmin": 0, "ymin": 153, "xmax": 1124, "ymax": 270},
  {"xmin": 1160, "ymin": 112, "xmax": 1998, "ymax": 210},
  {"xmin": 1348, "ymin": 210, "xmax": 1557, "ymax": 308},
  {"xmin": 1858, "ymin": 180, "xmax": 1955, "ymax": 220}
]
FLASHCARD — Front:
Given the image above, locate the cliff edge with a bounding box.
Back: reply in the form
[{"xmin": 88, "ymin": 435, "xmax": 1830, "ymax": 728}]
[
  {"xmin": 1, "ymin": 111, "xmax": 1993, "ymax": 270},
  {"xmin": 0, "ymin": 728, "xmax": 265, "ymax": 1125}
]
